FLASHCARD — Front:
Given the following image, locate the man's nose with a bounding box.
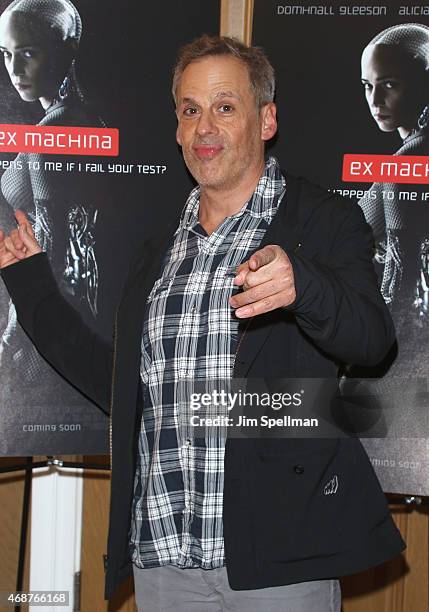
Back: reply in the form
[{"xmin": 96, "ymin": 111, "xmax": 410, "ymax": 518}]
[{"xmin": 195, "ymin": 110, "xmax": 218, "ymax": 136}]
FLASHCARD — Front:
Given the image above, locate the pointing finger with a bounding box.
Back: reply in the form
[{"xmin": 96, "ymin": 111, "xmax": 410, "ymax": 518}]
[{"xmin": 234, "ymin": 261, "xmax": 250, "ymax": 286}]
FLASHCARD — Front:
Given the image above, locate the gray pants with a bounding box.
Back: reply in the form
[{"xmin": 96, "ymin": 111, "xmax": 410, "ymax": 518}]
[{"xmin": 133, "ymin": 564, "xmax": 341, "ymax": 612}]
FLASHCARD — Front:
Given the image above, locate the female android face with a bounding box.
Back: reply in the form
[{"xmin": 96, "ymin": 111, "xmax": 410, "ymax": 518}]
[
  {"xmin": 0, "ymin": 10, "xmax": 70, "ymax": 109},
  {"xmin": 361, "ymin": 43, "xmax": 428, "ymax": 140}
]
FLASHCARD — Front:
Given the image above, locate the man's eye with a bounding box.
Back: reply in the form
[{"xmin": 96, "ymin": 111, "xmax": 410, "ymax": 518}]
[
  {"xmin": 219, "ymin": 104, "xmax": 233, "ymax": 112},
  {"xmin": 183, "ymin": 107, "xmax": 197, "ymax": 116},
  {"xmin": 22, "ymin": 50, "xmax": 34, "ymax": 59},
  {"xmin": 2, "ymin": 51, "xmax": 11, "ymax": 59},
  {"xmin": 362, "ymin": 82, "xmax": 371, "ymax": 91},
  {"xmin": 384, "ymin": 81, "xmax": 395, "ymax": 89}
]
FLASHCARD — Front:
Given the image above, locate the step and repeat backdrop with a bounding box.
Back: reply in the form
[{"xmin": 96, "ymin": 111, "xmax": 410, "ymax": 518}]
[
  {"xmin": 0, "ymin": 0, "xmax": 220, "ymax": 455},
  {"xmin": 253, "ymin": 0, "xmax": 429, "ymax": 494}
]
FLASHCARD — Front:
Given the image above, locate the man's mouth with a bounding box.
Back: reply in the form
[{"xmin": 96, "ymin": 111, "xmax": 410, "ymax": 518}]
[{"xmin": 193, "ymin": 145, "xmax": 223, "ymax": 160}]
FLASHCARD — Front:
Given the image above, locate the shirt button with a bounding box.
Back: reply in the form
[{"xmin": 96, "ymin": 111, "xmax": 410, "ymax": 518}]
[
  {"xmin": 185, "ymin": 439, "xmax": 192, "ymax": 447},
  {"xmin": 294, "ymin": 464, "xmax": 304, "ymax": 474}
]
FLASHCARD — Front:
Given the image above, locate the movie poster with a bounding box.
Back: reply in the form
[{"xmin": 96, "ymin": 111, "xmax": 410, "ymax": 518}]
[
  {"xmin": 253, "ymin": 0, "xmax": 429, "ymax": 494},
  {"xmin": 0, "ymin": 0, "xmax": 220, "ymax": 455}
]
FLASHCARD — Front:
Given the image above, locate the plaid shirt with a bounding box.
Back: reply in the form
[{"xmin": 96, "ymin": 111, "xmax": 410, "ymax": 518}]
[{"xmin": 130, "ymin": 157, "xmax": 286, "ymax": 569}]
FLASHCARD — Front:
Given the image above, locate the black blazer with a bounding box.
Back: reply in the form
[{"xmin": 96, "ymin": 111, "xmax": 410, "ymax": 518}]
[{"xmin": 2, "ymin": 173, "xmax": 405, "ymax": 599}]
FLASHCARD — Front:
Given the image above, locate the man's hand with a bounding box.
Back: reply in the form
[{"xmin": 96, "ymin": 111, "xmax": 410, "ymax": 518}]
[
  {"xmin": 229, "ymin": 245, "xmax": 296, "ymax": 318},
  {"xmin": 0, "ymin": 210, "xmax": 42, "ymax": 269}
]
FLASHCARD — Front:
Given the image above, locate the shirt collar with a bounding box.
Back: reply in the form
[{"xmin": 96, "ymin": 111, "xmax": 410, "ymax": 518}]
[{"xmin": 178, "ymin": 156, "xmax": 286, "ymax": 232}]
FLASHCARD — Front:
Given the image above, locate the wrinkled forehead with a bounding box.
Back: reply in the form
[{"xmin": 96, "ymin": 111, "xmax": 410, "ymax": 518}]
[{"xmin": 178, "ymin": 55, "xmax": 255, "ymax": 104}]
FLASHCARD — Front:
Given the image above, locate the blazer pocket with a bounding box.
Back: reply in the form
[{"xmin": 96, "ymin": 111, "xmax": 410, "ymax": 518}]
[{"xmin": 252, "ymin": 439, "xmax": 349, "ymax": 563}]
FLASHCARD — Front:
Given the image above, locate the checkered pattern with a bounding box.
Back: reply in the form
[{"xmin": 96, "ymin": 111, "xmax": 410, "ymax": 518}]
[{"xmin": 130, "ymin": 157, "xmax": 286, "ymax": 569}]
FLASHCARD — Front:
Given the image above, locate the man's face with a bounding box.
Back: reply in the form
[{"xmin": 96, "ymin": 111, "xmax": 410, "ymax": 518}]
[{"xmin": 175, "ymin": 55, "xmax": 276, "ymax": 192}]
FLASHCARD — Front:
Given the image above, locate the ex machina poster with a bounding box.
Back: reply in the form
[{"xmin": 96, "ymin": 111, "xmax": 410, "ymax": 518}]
[
  {"xmin": 253, "ymin": 0, "xmax": 429, "ymax": 495},
  {"xmin": 0, "ymin": 0, "xmax": 220, "ymax": 455}
]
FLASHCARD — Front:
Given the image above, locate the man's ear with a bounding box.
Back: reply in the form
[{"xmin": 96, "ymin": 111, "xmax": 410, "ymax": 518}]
[{"xmin": 260, "ymin": 103, "xmax": 277, "ymax": 142}]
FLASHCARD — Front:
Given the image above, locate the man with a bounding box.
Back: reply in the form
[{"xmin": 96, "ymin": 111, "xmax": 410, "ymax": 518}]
[{"xmin": 0, "ymin": 36, "xmax": 405, "ymax": 611}]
